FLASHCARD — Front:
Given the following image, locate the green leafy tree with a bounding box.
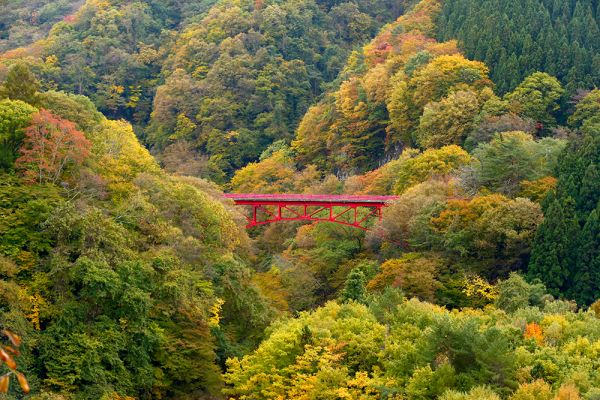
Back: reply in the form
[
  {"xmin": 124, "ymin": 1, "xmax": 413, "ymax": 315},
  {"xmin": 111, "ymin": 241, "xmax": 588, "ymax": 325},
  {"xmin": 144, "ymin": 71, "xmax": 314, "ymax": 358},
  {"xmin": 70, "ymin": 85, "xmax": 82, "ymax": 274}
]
[
  {"xmin": 0, "ymin": 174, "xmax": 62, "ymax": 261},
  {"xmin": 464, "ymin": 113, "xmax": 535, "ymax": 151},
  {"xmin": 367, "ymin": 253, "xmax": 443, "ymax": 302},
  {"xmin": 416, "ymin": 89, "xmax": 482, "ymax": 148},
  {"xmin": 37, "ymin": 90, "xmax": 104, "ymax": 132},
  {"xmin": 224, "ymin": 301, "xmax": 385, "ymax": 399},
  {"xmin": 367, "ymin": 178, "xmax": 455, "ymax": 252},
  {"xmin": 471, "ymin": 131, "xmax": 565, "ymax": 196},
  {"xmin": 0, "ymin": 99, "xmax": 37, "ymax": 169},
  {"xmin": 0, "ymin": 63, "xmax": 40, "ymax": 105},
  {"xmin": 355, "ymin": 145, "xmax": 472, "ymax": 195},
  {"xmin": 388, "ymin": 54, "xmax": 492, "ymax": 148},
  {"xmin": 431, "ymin": 194, "xmax": 543, "ymax": 274},
  {"xmin": 568, "ymin": 89, "xmax": 600, "ymax": 128},
  {"xmin": 505, "ymin": 72, "xmax": 564, "ymax": 128},
  {"xmin": 495, "ymin": 273, "xmax": 546, "ymax": 313},
  {"xmin": 341, "ymin": 267, "xmax": 368, "ymax": 303},
  {"xmin": 406, "ymin": 364, "xmax": 457, "ymax": 399}
]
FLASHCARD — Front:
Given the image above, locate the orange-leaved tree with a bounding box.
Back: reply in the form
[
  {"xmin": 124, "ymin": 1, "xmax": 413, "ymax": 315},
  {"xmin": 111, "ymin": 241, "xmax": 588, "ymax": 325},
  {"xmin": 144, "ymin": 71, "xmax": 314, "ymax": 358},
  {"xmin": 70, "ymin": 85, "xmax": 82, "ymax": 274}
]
[
  {"xmin": 15, "ymin": 109, "xmax": 91, "ymax": 184},
  {"xmin": 524, "ymin": 322, "xmax": 544, "ymax": 345}
]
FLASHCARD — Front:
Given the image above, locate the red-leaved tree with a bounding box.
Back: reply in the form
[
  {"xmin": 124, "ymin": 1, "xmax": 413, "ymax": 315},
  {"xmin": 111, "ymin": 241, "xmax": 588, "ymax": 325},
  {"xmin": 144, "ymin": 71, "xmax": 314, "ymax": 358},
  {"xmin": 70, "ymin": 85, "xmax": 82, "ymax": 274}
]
[{"xmin": 15, "ymin": 109, "xmax": 91, "ymax": 184}]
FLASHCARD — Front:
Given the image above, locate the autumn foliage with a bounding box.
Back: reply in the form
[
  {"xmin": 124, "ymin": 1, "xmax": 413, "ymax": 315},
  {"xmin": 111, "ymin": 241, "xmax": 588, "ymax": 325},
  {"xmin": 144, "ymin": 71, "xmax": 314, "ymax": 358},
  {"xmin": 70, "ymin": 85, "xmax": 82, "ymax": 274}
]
[
  {"xmin": 0, "ymin": 330, "xmax": 29, "ymax": 395},
  {"xmin": 524, "ymin": 322, "xmax": 544, "ymax": 345},
  {"xmin": 3, "ymin": 0, "xmax": 600, "ymax": 397},
  {"xmin": 15, "ymin": 109, "xmax": 91, "ymax": 184}
]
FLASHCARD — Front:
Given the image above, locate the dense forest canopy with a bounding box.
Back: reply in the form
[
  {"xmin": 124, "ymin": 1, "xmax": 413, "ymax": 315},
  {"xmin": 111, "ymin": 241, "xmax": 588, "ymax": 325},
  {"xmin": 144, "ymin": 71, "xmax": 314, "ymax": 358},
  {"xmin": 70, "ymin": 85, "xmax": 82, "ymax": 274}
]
[
  {"xmin": 437, "ymin": 0, "xmax": 600, "ymax": 93},
  {"xmin": 2, "ymin": 0, "xmax": 416, "ymax": 181},
  {"xmin": 0, "ymin": 0, "xmax": 83, "ymax": 52},
  {"xmin": 1, "ymin": 0, "xmax": 600, "ymax": 398}
]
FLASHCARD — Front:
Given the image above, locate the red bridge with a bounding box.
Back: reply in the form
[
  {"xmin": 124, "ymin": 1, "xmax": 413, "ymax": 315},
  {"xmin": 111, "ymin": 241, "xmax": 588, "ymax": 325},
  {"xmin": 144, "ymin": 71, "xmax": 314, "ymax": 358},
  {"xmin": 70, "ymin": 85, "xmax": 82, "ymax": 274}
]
[{"xmin": 224, "ymin": 194, "xmax": 398, "ymax": 230}]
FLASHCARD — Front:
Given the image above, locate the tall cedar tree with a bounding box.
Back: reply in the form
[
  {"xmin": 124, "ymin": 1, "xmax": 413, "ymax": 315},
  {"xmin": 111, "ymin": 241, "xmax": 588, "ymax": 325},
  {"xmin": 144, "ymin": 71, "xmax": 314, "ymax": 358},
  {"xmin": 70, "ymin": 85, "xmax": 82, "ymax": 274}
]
[
  {"xmin": 341, "ymin": 267, "xmax": 367, "ymax": 303},
  {"xmin": 573, "ymin": 207, "xmax": 600, "ymax": 305},
  {"xmin": 529, "ymin": 122, "xmax": 600, "ymax": 303},
  {"xmin": 528, "ymin": 194, "xmax": 579, "ymax": 296}
]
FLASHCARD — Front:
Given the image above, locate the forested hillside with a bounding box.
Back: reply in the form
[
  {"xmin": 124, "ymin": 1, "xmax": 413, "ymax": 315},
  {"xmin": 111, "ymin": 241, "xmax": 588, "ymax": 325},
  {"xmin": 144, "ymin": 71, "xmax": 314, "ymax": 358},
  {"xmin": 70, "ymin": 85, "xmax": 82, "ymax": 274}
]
[
  {"xmin": 1, "ymin": 0, "xmax": 414, "ymax": 180},
  {"xmin": 437, "ymin": 0, "xmax": 600, "ymax": 93},
  {"xmin": 1, "ymin": 0, "xmax": 600, "ymax": 398},
  {"xmin": 0, "ymin": 0, "xmax": 83, "ymax": 52},
  {"xmin": 0, "ymin": 63, "xmax": 278, "ymax": 398}
]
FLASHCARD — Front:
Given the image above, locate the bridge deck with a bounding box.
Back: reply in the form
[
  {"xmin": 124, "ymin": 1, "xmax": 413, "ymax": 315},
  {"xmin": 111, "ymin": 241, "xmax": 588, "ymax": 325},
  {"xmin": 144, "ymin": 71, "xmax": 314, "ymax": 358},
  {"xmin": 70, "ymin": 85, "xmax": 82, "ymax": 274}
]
[{"xmin": 224, "ymin": 193, "xmax": 398, "ymax": 205}]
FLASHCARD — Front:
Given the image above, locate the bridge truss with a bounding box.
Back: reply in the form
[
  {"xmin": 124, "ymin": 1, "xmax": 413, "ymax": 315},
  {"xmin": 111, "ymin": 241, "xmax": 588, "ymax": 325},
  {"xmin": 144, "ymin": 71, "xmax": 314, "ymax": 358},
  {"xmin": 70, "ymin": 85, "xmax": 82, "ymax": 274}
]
[{"xmin": 224, "ymin": 194, "xmax": 398, "ymax": 231}]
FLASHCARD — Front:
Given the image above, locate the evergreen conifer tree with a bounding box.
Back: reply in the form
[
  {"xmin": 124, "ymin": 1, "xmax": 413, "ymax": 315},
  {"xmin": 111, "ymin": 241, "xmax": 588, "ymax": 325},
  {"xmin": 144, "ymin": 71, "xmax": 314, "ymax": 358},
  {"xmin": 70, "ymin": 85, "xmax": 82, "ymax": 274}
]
[
  {"xmin": 528, "ymin": 103, "xmax": 600, "ymax": 304},
  {"xmin": 572, "ymin": 207, "xmax": 600, "ymax": 305},
  {"xmin": 341, "ymin": 268, "xmax": 367, "ymax": 303},
  {"xmin": 528, "ymin": 196, "xmax": 579, "ymax": 296},
  {"xmin": 578, "ymin": 163, "xmax": 600, "ymax": 216}
]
